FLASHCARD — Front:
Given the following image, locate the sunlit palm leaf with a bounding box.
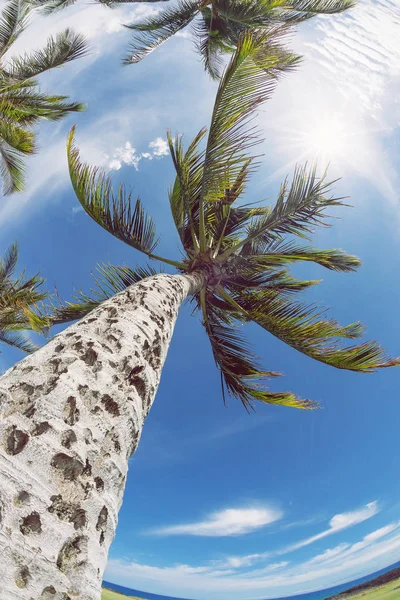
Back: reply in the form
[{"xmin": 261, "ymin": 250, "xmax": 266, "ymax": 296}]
[
  {"xmin": 0, "ymin": 89, "xmax": 85, "ymax": 124},
  {"xmin": 200, "ymin": 29, "xmax": 300, "ymax": 209},
  {"xmin": 67, "ymin": 127, "xmax": 160, "ymax": 255},
  {"xmin": 123, "ymin": 0, "xmax": 201, "ymax": 65},
  {"xmin": 50, "ymin": 262, "xmax": 159, "ymax": 324},
  {"xmin": 227, "ymin": 164, "xmax": 346, "ymax": 258}
]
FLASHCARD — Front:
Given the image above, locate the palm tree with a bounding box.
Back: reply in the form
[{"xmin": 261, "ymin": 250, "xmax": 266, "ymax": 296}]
[
  {"xmin": 0, "ymin": 31, "xmax": 396, "ymax": 598},
  {"xmin": 0, "ymin": 241, "xmax": 48, "ymax": 352},
  {"xmin": 123, "ymin": 0, "xmax": 355, "ymax": 78},
  {"xmin": 0, "ymin": 0, "xmax": 87, "ymax": 194},
  {"xmin": 32, "ymin": 0, "xmax": 354, "ymax": 78}
]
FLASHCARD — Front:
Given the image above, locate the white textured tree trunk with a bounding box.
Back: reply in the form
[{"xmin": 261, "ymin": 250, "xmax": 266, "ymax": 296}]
[{"xmin": 0, "ymin": 272, "xmax": 203, "ymax": 600}]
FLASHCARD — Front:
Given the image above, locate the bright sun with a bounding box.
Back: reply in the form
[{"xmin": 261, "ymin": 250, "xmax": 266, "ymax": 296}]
[{"xmin": 300, "ymin": 117, "xmax": 347, "ymax": 161}]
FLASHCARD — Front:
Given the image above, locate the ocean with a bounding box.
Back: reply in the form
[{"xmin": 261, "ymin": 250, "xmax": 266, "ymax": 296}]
[{"xmin": 103, "ymin": 559, "xmax": 400, "ymax": 600}]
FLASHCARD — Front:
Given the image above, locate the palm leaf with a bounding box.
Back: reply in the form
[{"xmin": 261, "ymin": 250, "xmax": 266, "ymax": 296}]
[
  {"xmin": 50, "ymin": 262, "xmax": 159, "ymax": 324},
  {"xmin": 0, "ymin": 140, "xmax": 25, "ymax": 194},
  {"xmin": 0, "ymin": 241, "xmax": 18, "ymax": 283},
  {"xmin": 221, "ymin": 164, "xmax": 347, "ymax": 259},
  {"xmin": 168, "ymin": 127, "xmax": 206, "ymax": 252},
  {"xmin": 4, "ymin": 28, "xmax": 87, "ymax": 80},
  {"xmin": 247, "ymin": 240, "xmax": 361, "ymax": 272},
  {"xmin": 202, "ymin": 296, "xmax": 316, "ymax": 410},
  {"xmin": 199, "ymin": 28, "xmax": 300, "ymax": 226},
  {"xmin": 0, "ymin": 330, "xmax": 37, "ymax": 352},
  {"xmin": 67, "ymin": 127, "xmax": 160, "ymax": 256},
  {"xmin": 0, "ymin": 0, "xmax": 30, "ymax": 58},
  {"xmin": 123, "ymin": 0, "xmax": 201, "ymax": 65},
  {"xmin": 0, "ymin": 89, "xmax": 85, "ymax": 124},
  {"xmin": 234, "ymin": 289, "xmax": 400, "ymax": 372},
  {"xmin": 274, "ymin": 0, "xmax": 355, "ymax": 23}
]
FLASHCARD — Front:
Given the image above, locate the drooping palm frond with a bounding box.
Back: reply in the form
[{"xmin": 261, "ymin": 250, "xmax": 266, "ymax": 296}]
[
  {"xmin": 123, "ymin": 0, "xmax": 201, "ymax": 65},
  {"xmin": 227, "ymin": 288, "xmax": 400, "ymax": 372},
  {"xmin": 201, "ymin": 294, "xmax": 317, "ymax": 410},
  {"xmin": 67, "ymin": 127, "xmax": 161, "ymax": 256},
  {"xmin": 0, "ymin": 0, "xmax": 30, "ymax": 58},
  {"xmin": 50, "ymin": 263, "xmax": 159, "ymax": 324},
  {"xmin": 3, "ymin": 29, "xmax": 87, "ymax": 80}
]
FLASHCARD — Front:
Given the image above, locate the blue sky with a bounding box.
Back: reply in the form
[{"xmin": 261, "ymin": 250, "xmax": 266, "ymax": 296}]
[{"xmin": 2, "ymin": 0, "xmax": 400, "ymax": 598}]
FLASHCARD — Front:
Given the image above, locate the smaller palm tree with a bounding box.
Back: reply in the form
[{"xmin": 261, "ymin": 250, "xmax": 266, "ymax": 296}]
[
  {"xmin": 123, "ymin": 0, "xmax": 355, "ymax": 78},
  {"xmin": 0, "ymin": 241, "xmax": 48, "ymax": 352},
  {"xmin": 56, "ymin": 29, "xmax": 398, "ymax": 410},
  {"xmin": 0, "ymin": 0, "xmax": 87, "ymax": 194}
]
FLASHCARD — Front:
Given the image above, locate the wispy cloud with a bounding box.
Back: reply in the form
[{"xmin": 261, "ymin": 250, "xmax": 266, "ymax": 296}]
[
  {"xmin": 261, "ymin": 0, "xmax": 400, "ymax": 203},
  {"xmin": 147, "ymin": 505, "xmax": 283, "ymax": 537},
  {"xmin": 282, "ymin": 501, "xmax": 379, "ymax": 553},
  {"xmin": 106, "ymin": 518, "xmax": 400, "ymax": 599}
]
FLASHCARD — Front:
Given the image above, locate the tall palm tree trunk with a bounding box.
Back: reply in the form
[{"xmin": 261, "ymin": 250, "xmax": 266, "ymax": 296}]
[{"xmin": 0, "ymin": 271, "xmax": 204, "ymax": 600}]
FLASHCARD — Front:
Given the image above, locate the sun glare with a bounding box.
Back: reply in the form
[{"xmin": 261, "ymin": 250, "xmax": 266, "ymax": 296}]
[{"xmin": 300, "ymin": 117, "xmax": 347, "ymax": 161}]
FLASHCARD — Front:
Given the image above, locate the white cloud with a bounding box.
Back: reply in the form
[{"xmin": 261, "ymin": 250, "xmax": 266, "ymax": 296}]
[
  {"xmin": 148, "ymin": 505, "xmax": 282, "ymax": 537},
  {"xmin": 148, "ymin": 137, "xmax": 169, "ymax": 158},
  {"xmin": 106, "ymin": 138, "xmax": 169, "ymax": 171},
  {"xmin": 105, "ymin": 519, "xmax": 400, "ymax": 600},
  {"xmin": 283, "ymin": 501, "xmax": 379, "ymax": 553}
]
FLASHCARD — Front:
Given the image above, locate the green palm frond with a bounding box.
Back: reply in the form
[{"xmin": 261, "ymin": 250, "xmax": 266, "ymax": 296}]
[
  {"xmin": 0, "ymin": 90, "xmax": 85, "ymax": 124},
  {"xmin": 200, "ymin": 29, "xmax": 300, "ymax": 209},
  {"xmin": 0, "ymin": 140, "xmax": 25, "ymax": 194},
  {"xmin": 232, "ymin": 289, "xmax": 400, "ymax": 372},
  {"xmin": 168, "ymin": 127, "xmax": 206, "ymax": 251},
  {"xmin": 0, "ymin": 240, "xmax": 18, "ymax": 283},
  {"xmin": 193, "ymin": 10, "xmax": 232, "ymax": 80},
  {"xmin": 0, "ymin": 330, "xmax": 38, "ymax": 352},
  {"xmin": 202, "ymin": 296, "xmax": 316, "ymax": 410},
  {"xmin": 0, "ymin": 0, "xmax": 30, "ymax": 58},
  {"xmin": 123, "ymin": 0, "xmax": 201, "ymax": 65},
  {"xmin": 248, "ymin": 240, "xmax": 361, "ymax": 272},
  {"xmin": 0, "ymin": 243, "xmax": 48, "ymax": 351},
  {"xmin": 4, "ymin": 28, "xmax": 87, "ymax": 80},
  {"xmin": 67, "ymin": 127, "xmax": 160, "ymax": 256},
  {"xmin": 50, "ymin": 262, "xmax": 159, "ymax": 324},
  {"xmin": 220, "ymin": 164, "xmax": 346, "ymax": 259}
]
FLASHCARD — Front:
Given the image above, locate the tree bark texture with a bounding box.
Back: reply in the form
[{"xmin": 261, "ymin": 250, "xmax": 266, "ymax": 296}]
[{"xmin": 0, "ymin": 272, "xmax": 203, "ymax": 600}]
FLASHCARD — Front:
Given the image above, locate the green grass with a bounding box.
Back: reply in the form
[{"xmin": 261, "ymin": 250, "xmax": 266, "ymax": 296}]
[
  {"xmin": 336, "ymin": 577, "xmax": 400, "ymax": 600},
  {"xmin": 101, "ymin": 587, "xmax": 148, "ymax": 600}
]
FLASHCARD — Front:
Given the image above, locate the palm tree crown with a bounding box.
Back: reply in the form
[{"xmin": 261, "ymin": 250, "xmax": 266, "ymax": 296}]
[
  {"xmin": 59, "ymin": 30, "xmax": 399, "ymax": 411},
  {"xmin": 0, "ymin": 242, "xmax": 48, "ymax": 352},
  {"xmin": 124, "ymin": 0, "xmax": 355, "ymax": 78},
  {"xmin": 0, "ymin": 0, "xmax": 87, "ymax": 194}
]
